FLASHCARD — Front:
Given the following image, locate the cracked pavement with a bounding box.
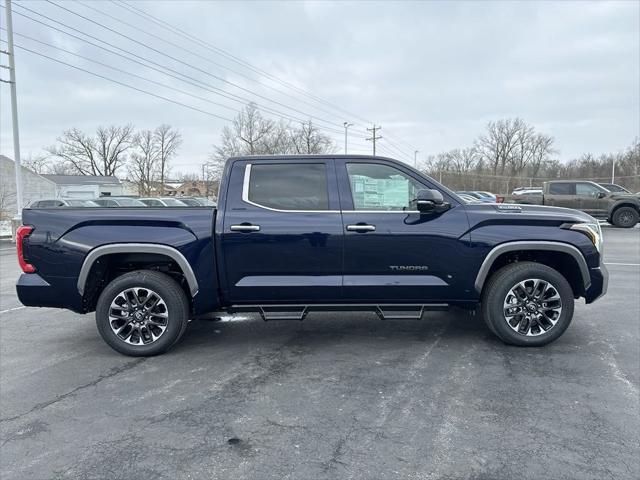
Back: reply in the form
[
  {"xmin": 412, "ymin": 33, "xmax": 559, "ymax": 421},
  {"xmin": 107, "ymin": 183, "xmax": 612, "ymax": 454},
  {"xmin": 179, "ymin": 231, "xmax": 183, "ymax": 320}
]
[{"xmin": 0, "ymin": 228, "xmax": 638, "ymax": 479}]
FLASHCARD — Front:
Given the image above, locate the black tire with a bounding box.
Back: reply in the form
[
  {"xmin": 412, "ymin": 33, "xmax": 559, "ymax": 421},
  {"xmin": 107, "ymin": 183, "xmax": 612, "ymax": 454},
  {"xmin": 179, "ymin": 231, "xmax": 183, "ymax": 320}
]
[
  {"xmin": 611, "ymin": 206, "xmax": 639, "ymax": 228},
  {"xmin": 481, "ymin": 262, "xmax": 574, "ymax": 347},
  {"xmin": 96, "ymin": 270, "xmax": 190, "ymax": 356}
]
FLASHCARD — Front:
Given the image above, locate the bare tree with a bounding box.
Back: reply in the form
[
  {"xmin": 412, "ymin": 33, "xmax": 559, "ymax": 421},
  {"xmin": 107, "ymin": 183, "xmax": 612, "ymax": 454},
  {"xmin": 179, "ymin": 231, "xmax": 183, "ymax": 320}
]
[
  {"xmin": 476, "ymin": 118, "xmax": 526, "ymax": 176},
  {"xmin": 21, "ymin": 154, "xmax": 51, "ymax": 174},
  {"xmin": 47, "ymin": 124, "xmax": 135, "ymax": 176},
  {"xmin": 291, "ymin": 121, "xmax": 335, "ymax": 154},
  {"xmin": 128, "ymin": 129, "xmax": 158, "ymax": 196},
  {"xmin": 211, "ymin": 103, "xmax": 336, "ymax": 176},
  {"xmin": 154, "ymin": 124, "xmax": 182, "ymax": 194}
]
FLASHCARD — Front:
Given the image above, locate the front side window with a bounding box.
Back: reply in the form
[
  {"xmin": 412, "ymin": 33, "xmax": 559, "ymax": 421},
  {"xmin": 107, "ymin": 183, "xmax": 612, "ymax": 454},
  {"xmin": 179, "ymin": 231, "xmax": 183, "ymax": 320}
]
[
  {"xmin": 247, "ymin": 163, "xmax": 329, "ymax": 211},
  {"xmin": 576, "ymin": 183, "xmax": 603, "ymax": 197},
  {"xmin": 346, "ymin": 163, "xmax": 424, "ymax": 211}
]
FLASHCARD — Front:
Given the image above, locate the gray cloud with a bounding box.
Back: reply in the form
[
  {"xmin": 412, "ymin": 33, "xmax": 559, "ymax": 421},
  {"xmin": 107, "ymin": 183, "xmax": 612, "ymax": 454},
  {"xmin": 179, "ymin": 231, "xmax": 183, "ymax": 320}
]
[{"xmin": 1, "ymin": 0, "xmax": 638, "ymax": 173}]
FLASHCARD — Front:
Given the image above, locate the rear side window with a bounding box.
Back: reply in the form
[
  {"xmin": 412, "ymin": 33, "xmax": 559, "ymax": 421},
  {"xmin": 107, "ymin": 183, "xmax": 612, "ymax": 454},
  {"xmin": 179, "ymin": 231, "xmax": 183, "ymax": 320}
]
[
  {"xmin": 246, "ymin": 163, "xmax": 329, "ymax": 211},
  {"xmin": 549, "ymin": 183, "xmax": 575, "ymax": 195}
]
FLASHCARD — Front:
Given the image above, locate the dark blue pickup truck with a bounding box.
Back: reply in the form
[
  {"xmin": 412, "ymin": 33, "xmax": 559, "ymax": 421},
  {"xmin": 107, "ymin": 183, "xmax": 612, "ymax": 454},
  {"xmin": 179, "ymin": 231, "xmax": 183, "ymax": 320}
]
[{"xmin": 16, "ymin": 155, "xmax": 608, "ymax": 356}]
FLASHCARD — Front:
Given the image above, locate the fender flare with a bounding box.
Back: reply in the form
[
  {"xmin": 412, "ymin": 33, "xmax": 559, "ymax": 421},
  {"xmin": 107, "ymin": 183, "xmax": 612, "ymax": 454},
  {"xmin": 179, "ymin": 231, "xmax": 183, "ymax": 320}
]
[
  {"xmin": 77, "ymin": 243, "xmax": 199, "ymax": 297},
  {"xmin": 607, "ymin": 200, "xmax": 640, "ymax": 218},
  {"xmin": 474, "ymin": 241, "xmax": 591, "ymax": 294}
]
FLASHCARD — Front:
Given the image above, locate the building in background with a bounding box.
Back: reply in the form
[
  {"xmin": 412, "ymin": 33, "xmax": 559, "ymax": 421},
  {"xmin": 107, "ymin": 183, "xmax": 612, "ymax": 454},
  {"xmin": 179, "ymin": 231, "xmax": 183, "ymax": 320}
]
[
  {"xmin": 0, "ymin": 155, "xmax": 56, "ymax": 219},
  {"xmin": 176, "ymin": 180, "xmax": 219, "ymax": 199},
  {"xmin": 42, "ymin": 174, "xmax": 123, "ymax": 199}
]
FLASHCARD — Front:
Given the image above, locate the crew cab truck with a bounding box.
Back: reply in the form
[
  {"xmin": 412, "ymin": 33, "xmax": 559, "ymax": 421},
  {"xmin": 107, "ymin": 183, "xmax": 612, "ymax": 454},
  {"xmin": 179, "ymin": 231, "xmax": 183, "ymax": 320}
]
[
  {"xmin": 16, "ymin": 155, "xmax": 608, "ymax": 356},
  {"xmin": 510, "ymin": 180, "xmax": 640, "ymax": 228}
]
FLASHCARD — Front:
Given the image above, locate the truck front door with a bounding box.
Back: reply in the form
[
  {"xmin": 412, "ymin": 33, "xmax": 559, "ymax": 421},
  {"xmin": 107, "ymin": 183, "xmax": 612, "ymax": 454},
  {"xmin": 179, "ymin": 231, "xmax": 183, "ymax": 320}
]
[
  {"xmin": 220, "ymin": 159, "xmax": 343, "ymax": 303},
  {"xmin": 336, "ymin": 160, "xmax": 471, "ymax": 303},
  {"xmin": 576, "ymin": 182, "xmax": 608, "ymax": 217}
]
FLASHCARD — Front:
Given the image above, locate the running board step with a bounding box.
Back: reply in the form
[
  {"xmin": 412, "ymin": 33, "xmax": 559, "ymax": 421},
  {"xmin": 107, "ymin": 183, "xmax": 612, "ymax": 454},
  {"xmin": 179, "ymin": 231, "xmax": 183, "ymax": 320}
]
[{"xmin": 229, "ymin": 304, "xmax": 449, "ymax": 321}]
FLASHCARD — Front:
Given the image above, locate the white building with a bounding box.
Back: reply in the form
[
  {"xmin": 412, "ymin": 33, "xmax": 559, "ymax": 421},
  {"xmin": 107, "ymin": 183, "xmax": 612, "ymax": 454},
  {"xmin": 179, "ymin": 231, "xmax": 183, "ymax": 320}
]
[
  {"xmin": 42, "ymin": 174, "xmax": 123, "ymax": 199},
  {"xmin": 0, "ymin": 155, "xmax": 56, "ymax": 219}
]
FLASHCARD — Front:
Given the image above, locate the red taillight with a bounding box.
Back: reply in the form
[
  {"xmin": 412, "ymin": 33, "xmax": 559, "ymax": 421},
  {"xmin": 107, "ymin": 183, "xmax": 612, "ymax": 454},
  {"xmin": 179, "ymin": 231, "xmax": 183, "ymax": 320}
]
[
  {"xmin": 495, "ymin": 196, "xmax": 505, "ymax": 203},
  {"xmin": 16, "ymin": 225, "xmax": 36, "ymax": 273}
]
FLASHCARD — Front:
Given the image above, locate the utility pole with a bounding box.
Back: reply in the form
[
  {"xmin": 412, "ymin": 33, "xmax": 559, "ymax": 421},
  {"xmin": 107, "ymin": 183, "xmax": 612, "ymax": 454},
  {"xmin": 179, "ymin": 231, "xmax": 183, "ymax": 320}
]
[
  {"xmin": 611, "ymin": 157, "xmax": 616, "ymax": 184},
  {"xmin": 2, "ymin": 0, "xmax": 23, "ymax": 216},
  {"xmin": 343, "ymin": 122, "xmax": 353, "ymax": 154},
  {"xmin": 366, "ymin": 125, "xmax": 382, "ymax": 156},
  {"xmin": 414, "ymin": 150, "xmax": 419, "ymax": 168}
]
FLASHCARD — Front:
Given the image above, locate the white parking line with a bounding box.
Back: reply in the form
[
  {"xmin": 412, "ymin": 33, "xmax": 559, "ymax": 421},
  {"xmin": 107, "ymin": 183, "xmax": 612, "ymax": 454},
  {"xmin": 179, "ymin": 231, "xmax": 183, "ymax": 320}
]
[
  {"xmin": 604, "ymin": 262, "xmax": 640, "ymax": 266},
  {"xmin": 0, "ymin": 306, "xmax": 25, "ymax": 314}
]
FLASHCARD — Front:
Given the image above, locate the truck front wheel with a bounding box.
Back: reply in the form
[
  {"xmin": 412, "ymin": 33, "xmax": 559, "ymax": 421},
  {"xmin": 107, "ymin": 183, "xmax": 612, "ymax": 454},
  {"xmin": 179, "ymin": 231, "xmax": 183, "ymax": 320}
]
[
  {"xmin": 481, "ymin": 262, "xmax": 574, "ymax": 346},
  {"xmin": 611, "ymin": 206, "xmax": 639, "ymax": 228},
  {"xmin": 95, "ymin": 270, "xmax": 189, "ymax": 356}
]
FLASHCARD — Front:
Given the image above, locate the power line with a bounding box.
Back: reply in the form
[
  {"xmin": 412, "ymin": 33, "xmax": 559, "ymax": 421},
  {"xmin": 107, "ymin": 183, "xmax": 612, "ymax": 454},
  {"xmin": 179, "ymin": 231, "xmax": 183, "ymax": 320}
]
[
  {"xmin": 111, "ymin": 0, "xmax": 375, "ymax": 126},
  {"xmin": 42, "ymin": 0, "xmax": 365, "ymax": 135},
  {"xmin": 76, "ymin": 0, "xmax": 367, "ymax": 127},
  {"xmin": 8, "ymin": 4, "xmax": 360, "ymax": 138},
  {"xmin": 10, "ymin": 43, "xmax": 235, "ymax": 122},
  {"xmin": 109, "ymin": 0, "xmax": 422, "ymax": 155}
]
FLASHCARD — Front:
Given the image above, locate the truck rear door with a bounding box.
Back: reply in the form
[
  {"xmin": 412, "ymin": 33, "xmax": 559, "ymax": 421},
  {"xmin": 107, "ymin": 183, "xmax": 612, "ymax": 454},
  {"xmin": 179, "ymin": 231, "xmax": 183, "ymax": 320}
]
[
  {"xmin": 545, "ymin": 182, "xmax": 576, "ymax": 208},
  {"xmin": 220, "ymin": 159, "xmax": 343, "ymax": 303}
]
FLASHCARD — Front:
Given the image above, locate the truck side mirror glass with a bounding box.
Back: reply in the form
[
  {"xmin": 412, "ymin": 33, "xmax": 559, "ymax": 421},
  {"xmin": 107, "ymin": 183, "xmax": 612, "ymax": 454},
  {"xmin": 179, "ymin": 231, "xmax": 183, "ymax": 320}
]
[
  {"xmin": 414, "ymin": 189, "xmax": 449, "ymax": 213},
  {"xmin": 597, "ymin": 192, "xmax": 606, "ymax": 199}
]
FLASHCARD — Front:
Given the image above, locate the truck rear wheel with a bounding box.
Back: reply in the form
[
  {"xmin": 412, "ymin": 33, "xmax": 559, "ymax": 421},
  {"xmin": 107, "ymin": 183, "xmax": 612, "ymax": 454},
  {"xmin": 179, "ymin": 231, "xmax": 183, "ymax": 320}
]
[
  {"xmin": 96, "ymin": 270, "xmax": 189, "ymax": 356},
  {"xmin": 611, "ymin": 206, "xmax": 639, "ymax": 228},
  {"xmin": 481, "ymin": 262, "xmax": 574, "ymax": 346}
]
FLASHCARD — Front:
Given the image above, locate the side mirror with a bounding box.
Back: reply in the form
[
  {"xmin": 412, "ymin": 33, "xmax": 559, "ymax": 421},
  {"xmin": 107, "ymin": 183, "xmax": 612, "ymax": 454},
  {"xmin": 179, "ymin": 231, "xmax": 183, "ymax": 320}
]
[
  {"xmin": 597, "ymin": 192, "xmax": 606, "ymax": 199},
  {"xmin": 413, "ymin": 189, "xmax": 450, "ymax": 213}
]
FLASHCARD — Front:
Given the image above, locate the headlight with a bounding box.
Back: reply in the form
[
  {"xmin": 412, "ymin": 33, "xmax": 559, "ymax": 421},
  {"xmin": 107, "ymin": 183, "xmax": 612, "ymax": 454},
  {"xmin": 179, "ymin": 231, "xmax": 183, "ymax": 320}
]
[{"xmin": 569, "ymin": 222, "xmax": 603, "ymax": 253}]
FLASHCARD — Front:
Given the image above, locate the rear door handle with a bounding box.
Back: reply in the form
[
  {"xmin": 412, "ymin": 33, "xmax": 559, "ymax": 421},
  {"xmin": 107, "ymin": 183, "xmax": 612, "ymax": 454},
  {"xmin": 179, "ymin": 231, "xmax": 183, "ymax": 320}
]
[
  {"xmin": 230, "ymin": 224, "xmax": 260, "ymax": 232},
  {"xmin": 346, "ymin": 224, "xmax": 376, "ymax": 232}
]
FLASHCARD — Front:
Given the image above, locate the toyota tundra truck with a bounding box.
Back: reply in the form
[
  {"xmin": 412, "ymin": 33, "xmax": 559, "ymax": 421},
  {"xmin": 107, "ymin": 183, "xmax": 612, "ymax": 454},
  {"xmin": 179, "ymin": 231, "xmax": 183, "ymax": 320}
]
[{"xmin": 15, "ymin": 155, "xmax": 608, "ymax": 356}]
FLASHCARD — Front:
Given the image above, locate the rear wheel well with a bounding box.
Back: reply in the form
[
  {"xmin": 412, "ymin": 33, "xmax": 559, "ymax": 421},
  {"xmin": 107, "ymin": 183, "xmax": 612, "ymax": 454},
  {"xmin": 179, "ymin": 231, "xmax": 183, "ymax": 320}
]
[
  {"xmin": 81, "ymin": 253, "xmax": 192, "ymax": 313},
  {"xmin": 482, "ymin": 250, "xmax": 585, "ymax": 298}
]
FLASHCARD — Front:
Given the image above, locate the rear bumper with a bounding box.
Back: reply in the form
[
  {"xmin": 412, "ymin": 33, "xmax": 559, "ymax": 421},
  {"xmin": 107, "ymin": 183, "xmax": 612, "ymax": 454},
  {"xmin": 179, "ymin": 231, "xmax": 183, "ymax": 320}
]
[
  {"xmin": 16, "ymin": 273, "xmax": 84, "ymax": 312},
  {"xmin": 585, "ymin": 264, "xmax": 608, "ymax": 303}
]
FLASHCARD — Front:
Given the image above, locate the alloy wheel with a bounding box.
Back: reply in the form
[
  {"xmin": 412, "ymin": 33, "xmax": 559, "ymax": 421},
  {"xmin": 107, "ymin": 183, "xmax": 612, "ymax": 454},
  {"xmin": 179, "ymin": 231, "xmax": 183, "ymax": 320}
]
[
  {"xmin": 502, "ymin": 278, "xmax": 562, "ymax": 336},
  {"xmin": 109, "ymin": 288, "xmax": 169, "ymax": 345}
]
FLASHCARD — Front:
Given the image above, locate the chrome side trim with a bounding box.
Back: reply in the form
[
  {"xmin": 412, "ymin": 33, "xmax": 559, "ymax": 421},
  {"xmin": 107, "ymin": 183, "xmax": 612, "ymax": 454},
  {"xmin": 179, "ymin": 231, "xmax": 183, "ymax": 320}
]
[
  {"xmin": 77, "ymin": 243, "xmax": 199, "ymax": 297},
  {"xmin": 474, "ymin": 241, "xmax": 591, "ymax": 294}
]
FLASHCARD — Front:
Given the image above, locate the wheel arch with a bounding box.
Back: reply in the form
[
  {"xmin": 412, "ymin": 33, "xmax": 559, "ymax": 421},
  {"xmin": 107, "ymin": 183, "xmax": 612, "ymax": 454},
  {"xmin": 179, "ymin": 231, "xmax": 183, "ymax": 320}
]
[
  {"xmin": 608, "ymin": 201, "xmax": 640, "ymax": 219},
  {"xmin": 475, "ymin": 241, "xmax": 591, "ymax": 297},
  {"xmin": 78, "ymin": 243, "xmax": 199, "ymax": 298}
]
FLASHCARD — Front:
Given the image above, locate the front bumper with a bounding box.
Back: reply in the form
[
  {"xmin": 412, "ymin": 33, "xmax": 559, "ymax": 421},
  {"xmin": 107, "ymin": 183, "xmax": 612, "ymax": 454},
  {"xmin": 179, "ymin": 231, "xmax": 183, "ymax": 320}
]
[{"xmin": 584, "ymin": 264, "xmax": 608, "ymax": 303}]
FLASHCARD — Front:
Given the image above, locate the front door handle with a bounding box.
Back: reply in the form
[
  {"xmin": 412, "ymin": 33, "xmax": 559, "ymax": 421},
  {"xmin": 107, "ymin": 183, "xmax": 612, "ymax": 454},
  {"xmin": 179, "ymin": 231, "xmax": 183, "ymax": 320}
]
[
  {"xmin": 346, "ymin": 224, "xmax": 376, "ymax": 232},
  {"xmin": 230, "ymin": 224, "xmax": 260, "ymax": 232}
]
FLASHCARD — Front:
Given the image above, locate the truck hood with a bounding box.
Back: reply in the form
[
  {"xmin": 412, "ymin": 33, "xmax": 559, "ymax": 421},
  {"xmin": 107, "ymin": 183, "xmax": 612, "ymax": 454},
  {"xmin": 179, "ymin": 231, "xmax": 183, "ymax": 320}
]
[
  {"xmin": 465, "ymin": 202, "xmax": 595, "ymax": 224},
  {"xmin": 609, "ymin": 192, "xmax": 640, "ymax": 201}
]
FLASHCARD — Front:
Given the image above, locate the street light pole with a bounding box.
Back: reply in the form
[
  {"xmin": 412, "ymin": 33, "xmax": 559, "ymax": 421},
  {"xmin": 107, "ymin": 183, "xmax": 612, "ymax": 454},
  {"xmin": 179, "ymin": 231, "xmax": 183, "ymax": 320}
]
[
  {"xmin": 611, "ymin": 157, "xmax": 616, "ymax": 184},
  {"xmin": 3, "ymin": 0, "xmax": 23, "ymax": 216},
  {"xmin": 343, "ymin": 122, "xmax": 353, "ymax": 154}
]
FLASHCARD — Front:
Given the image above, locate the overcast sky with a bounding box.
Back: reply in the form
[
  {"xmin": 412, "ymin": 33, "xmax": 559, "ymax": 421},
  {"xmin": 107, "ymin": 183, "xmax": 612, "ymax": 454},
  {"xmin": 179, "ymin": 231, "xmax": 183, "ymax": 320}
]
[{"xmin": 1, "ymin": 0, "xmax": 638, "ymax": 174}]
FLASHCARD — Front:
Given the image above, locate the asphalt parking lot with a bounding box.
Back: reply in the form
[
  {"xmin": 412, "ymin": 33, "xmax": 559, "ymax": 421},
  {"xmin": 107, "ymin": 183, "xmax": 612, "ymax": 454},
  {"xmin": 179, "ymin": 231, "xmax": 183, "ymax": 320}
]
[{"xmin": 1, "ymin": 228, "xmax": 638, "ymax": 480}]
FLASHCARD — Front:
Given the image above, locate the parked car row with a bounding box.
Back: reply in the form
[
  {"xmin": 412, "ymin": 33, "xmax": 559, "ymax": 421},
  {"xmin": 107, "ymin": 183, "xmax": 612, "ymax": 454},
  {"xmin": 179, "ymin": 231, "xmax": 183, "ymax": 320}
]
[
  {"xmin": 455, "ymin": 191, "xmax": 497, "ymax": 203},
  {"xmin": 29, "ymin": 196, "xmax": 215, "ymax": 208}
]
